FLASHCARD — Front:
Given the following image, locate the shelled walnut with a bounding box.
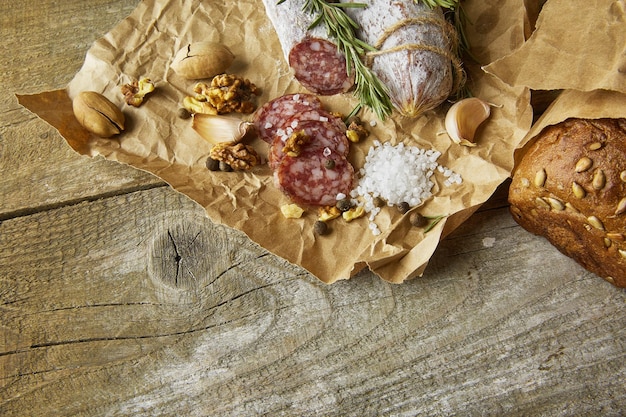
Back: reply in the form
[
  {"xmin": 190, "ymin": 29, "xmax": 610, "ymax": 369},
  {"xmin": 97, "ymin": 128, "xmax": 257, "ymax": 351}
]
[{"xmin": 209, "ymin": 142, "xmax": 259, "ymax": 171}]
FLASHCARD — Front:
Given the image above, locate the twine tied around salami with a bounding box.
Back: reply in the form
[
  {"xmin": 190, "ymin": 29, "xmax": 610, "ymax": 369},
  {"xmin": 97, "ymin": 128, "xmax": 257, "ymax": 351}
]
[
  {"xmin": 365, "ymin": 16, "xmax": 466, "ymax": 100},
  {"xmin": 262, "ymin": 0, "xmax": 467, "ymax": 119}
]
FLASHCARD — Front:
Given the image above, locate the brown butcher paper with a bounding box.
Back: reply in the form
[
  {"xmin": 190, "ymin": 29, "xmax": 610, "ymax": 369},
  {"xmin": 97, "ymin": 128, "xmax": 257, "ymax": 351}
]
[{"xmin": 18, "ymin": 0, "xmax": 535, "ymax": 284}]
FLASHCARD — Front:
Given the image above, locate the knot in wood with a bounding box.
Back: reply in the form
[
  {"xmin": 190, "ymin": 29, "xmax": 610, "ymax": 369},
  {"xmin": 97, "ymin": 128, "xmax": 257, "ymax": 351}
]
[{"xmin": 148, "ymin": 220, "xmax": 213, "ymax": 289}]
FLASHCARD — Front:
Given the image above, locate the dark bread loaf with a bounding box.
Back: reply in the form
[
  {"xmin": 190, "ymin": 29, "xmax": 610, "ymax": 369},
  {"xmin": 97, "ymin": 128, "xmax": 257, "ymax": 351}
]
[{"xmin": 508, "ymin": 118, "xmax": 626, "ymax": 287}]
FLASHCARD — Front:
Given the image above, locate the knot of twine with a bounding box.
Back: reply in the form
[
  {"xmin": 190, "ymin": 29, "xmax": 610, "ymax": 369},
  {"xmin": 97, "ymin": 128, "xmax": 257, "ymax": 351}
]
[{"xmin": 365, "ymin": 16, "xmax": 466, "ymax": 96}]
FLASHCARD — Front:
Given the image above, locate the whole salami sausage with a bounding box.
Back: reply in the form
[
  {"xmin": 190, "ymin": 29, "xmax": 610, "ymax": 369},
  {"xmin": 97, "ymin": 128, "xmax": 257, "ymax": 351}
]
[
  {"xmin": 343, "ymin": 0, "xmax": 461, "ymax": 117},
  {"xmin": 260, "ymin": 0, "xmax": 355, "ymax": 95}
]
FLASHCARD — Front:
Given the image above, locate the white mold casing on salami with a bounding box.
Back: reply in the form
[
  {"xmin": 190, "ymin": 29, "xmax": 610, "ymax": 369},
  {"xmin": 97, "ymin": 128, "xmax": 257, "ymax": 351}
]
[
  {"xmin": 343, "ymin": 0, "xmax": 456, "ymax": 117},
  {"xmin": 260, "ymin": 0, "xmax": 354, "ymax": 95}
]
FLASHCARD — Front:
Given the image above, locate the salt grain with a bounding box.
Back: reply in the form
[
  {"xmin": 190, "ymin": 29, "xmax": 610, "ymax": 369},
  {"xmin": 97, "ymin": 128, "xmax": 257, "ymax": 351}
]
[{"xmin": 351, "ymin": 140, "xmax": 462, "ymax": 235}]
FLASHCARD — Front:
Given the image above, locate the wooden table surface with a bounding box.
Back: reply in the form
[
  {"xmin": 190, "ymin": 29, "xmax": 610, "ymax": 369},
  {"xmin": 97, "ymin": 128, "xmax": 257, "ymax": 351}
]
[{"xmin": 1, "ymin": 1, "xmax": 624, "ymax": 416}]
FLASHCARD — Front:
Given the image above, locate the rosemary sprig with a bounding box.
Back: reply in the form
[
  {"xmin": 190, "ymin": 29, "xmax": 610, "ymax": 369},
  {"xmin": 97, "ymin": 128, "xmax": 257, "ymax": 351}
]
[{"xmin": 278, "ymin": 0, "xmax": 394, "ymax": 120}]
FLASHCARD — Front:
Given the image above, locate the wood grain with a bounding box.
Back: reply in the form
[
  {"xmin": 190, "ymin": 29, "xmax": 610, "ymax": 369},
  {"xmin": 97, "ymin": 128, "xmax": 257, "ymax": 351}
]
[
  {"xmin": 0, "ymin": 0, "xmax": 161, "ymax": 220},
  {"xmin": 0, "ymin": 1, "xmax": 625, "ymax": 416}
]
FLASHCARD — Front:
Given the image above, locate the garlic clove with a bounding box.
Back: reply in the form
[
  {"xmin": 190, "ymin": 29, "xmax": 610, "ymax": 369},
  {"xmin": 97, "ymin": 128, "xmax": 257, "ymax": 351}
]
[
  {"xmin": 192, "ymin": 114, "xmax": 253, "ymax": 145},
  {"xmin": 444, "ymin": 97, "xmax": 492, "ymax": 147}
]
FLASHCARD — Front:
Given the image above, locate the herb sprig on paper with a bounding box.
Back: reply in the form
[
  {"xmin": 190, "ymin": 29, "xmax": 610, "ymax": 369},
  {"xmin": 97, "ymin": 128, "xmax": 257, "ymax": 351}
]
[{"xmin": 277, "ymin": 0, "xmax": 394, "ymax": 120}]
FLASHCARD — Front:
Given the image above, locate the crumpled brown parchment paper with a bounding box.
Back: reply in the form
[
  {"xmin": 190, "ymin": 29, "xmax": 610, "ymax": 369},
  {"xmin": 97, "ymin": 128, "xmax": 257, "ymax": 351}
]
[
  {"xmin": 484, "ymin": 0, "xmax": 626, "ymax": 94},
  {"xmin": 492, "ymin": 0, "xmax": 626, "ymax": 164},
  {"xmin": 18, "ymin": 0, "xmax": 534, "ymax": 284}
]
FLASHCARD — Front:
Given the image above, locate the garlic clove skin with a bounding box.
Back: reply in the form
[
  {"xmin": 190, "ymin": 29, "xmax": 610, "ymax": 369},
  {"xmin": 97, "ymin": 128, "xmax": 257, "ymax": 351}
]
[
  {"xmin": 444, "ymin": 97, "xmax": 491, "ymax": 147},
  {"xmin": 192, "ymin": 114, "xmax": 253, "ymax": 145}
]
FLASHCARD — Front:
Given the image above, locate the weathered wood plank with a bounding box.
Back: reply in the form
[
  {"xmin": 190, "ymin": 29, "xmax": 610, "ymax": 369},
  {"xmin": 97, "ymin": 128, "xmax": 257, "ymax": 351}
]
[
  {"xmin": 1, "ymin": 186, "xmax": 623, "ymax": 416},
  {"xmin": 1, "ymin": 1, "xmax": 625, "ymax": 415},
  {"xmin": 0, "ymin": 0, "xmax": 159, "ymax": 219}
]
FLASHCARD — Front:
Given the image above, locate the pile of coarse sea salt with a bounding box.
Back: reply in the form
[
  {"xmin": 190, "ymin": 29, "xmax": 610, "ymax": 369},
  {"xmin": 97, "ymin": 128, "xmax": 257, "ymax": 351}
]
[{"xmin": 349, "ymin": 140, "xmax": 462, "ymax": 236}]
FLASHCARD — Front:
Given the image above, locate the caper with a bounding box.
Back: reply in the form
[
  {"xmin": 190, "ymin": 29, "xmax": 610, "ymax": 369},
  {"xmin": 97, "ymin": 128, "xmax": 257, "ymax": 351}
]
[
  {"xmin": 314, "ymin": 220, "xmax": 329, "ymax": 236},
  {"xmin": 336, "ymin": 198, "xmax": 352, "ymax": 212},
  {"xmin": 206, "ymin": 157, "xmax": 220, "ymax": 171},
  {"xmin": 409, "ymin": 212, "xmax": 427, "ymax": 227},
  {"xmin": 373, "ymin": 196, "xmax": 385, "ymax": 208},
  {"xmin": 177, "ymin": 107, "xmax": 191, "ymax": 119},
  {"xmin": 397, "ymin": 202, "xmax": 410, "ymax": 214},
  {"xmin": 219, "ymin": 161, "xmax": 233, "ymax": 172},
  {"xmin": 346, "ymin": 115, "xmax": 361, "ymax": 126}
]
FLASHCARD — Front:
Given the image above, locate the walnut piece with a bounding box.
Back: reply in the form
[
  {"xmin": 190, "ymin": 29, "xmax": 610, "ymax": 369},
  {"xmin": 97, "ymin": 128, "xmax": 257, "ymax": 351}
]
[
  {"xmin": 191, "ymin": 74, "xmax": 260, "ymax": 115},
  {"xmin": 209, "ymin": 142, "xmax": 259, "ymax": 171},
  {"xmin": 121, "ymin": 77, "xmax": 155, "ymax": 107},
  {"xmin": 283, "ymin": 130, "xmax": 311, "ymax": 157},
  {"xmin": 346, "ymin": 118, "xmax": 369, "ymax": 143}
]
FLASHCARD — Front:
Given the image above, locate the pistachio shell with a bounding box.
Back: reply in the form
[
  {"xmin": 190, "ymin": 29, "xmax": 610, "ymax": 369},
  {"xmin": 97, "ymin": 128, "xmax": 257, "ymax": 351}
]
[
  {"xmin": 72, "ymin": 91, "xmax": 125, "ymax": 138},
  {"xmin": 171, "ymin": 42, "xmax": 234, "ymax": 80}
]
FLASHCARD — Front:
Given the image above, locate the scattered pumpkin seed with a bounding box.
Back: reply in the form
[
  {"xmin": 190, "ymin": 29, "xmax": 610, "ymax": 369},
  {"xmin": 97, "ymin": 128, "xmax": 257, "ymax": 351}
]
[
  {"xmin": 607, "ymin": 232, "xmax": 624, "ymax": 242},
  {"xmin": 572, "ymin": 182, "xmax": 586, "ymax": 199},
  {"xmin": 534, "ymin": 168, "xmax": 547, "ymax": 187},
  {"xmin": 547, "ymin": 197, "xmax": 565, "ymax": 211},
  {"xmin": 587, "ymin": 215, "xmax": 605, "ymax": 231},
  {"xmin": 592, "ymin": 169, "xmax": 606, "ymax": 190},
  {"xmin": 575, "ymin": 156, "xmax": 593, "ymax": 173},
  {"xmin": 535, "ymin": 197, "xmax": 551, "ymax": 210},
  {"xmin": 615, "ymin": 197, "xmax": 626, "ymax": 216}
]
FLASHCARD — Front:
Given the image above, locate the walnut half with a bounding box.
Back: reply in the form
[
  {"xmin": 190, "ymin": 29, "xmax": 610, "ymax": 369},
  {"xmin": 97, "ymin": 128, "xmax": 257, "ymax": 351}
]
[{"xmin": 209, "ymin": 142, "xmax": 259, "ymax": 171}]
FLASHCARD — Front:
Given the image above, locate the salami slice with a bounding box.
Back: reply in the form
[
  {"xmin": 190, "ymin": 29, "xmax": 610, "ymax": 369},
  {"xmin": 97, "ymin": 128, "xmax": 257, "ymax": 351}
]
[
  {"xmin": 253, "ymin": 93, "xmax": 322, "ymax": 143},
  {"xmin": 260, "ymin": 0, "xmax": 354, "ymax": 95},
  {"xmin": 288, "ymin": 38, "xmax": 355, "ymax": 96},
  {"xmin": 282, "ymin": 108, "xmax": 347, "ymax": 137},
  {"xmin": 268, "ymin": 119, "xmax": 350, "ymax": 170},
  {"xmin": 274, "ymin": 149, "xmax": 354, "ymax": 207}
]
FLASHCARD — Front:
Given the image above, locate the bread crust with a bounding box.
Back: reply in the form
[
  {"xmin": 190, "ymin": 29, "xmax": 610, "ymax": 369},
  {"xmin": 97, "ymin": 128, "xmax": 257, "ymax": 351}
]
[{"xmin": 508, "ymin": 118, "xmax": 626, "ymax": 287}]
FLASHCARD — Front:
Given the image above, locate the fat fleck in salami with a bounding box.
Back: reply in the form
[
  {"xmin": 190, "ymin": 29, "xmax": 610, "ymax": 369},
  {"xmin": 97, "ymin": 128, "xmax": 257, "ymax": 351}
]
[
  {"xmin": 343, "ymin": 0, "xmax": 461, "ymax": 117},
  {"xmin": 260, "ymin": 0, "xmax": 354, "ymax": 95},
  {"xmin": 253, "ymin": 93, "xmax": 322, "ymax": 143},
  {"xmin": 274, "ymin": 149, "xmax": 354, "ymax": 207},
  {"xmin": 282, "ymin": 108, "xmax": 347, "ymax": 136},
  {"xmin": 268, "ymin": 119, "xmax": 350, "ymax": 170},
  {"xmin": 289, "ymin": 38, "xmax": 355, "ymax": 95}
]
